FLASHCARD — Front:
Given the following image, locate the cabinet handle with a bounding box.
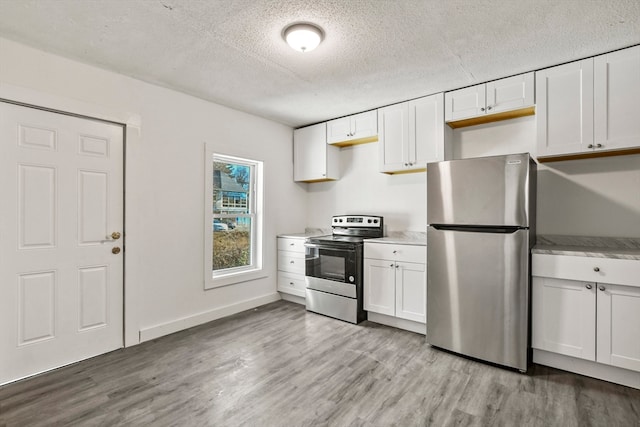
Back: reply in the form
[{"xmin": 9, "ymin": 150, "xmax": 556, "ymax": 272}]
[
  {"xmin": 588, "ymin": 144, "xmax": 594, "ymax": 149},
  {"xmin": 389, "ymin": 263, "xmax": 394, "ymax": 267},
  {"xmin": 290, "ymin": 260, "xmax": 295, "ymax": 264},
  {"xmin": 585, "ymin": 284, "xmax": 592, "ymax": 290},
  {"xmin": 599, "ymin": 285, "xmax": 606, "ymax": 291},
  {"xmin": 393, "ymin": 250, "xmax": 397, "ymax": 254},
  {"xmin": 487, "ymin": 105, "xmax": 493, "ymax": 111},
  {"xmin": 289, "ymin": 282, "xmax": 295, "ymax": 285},
  {"xmin": 593, "ymin": 267, "xmax": 600, "ymax": 272},
  {"xmin": 395, "ymin": 264, "xmax": 399, "ymax": 269},
  {"xmin": 480, "ymin": 107, "xmax": 486, "ymax": 112},
  {"xmin": 290, "ymin": 242, "xmax": 295, "ymax": 246},
  {"xmin": 596, "ymin": 143, "xmax": 603, "ymax": 148}
]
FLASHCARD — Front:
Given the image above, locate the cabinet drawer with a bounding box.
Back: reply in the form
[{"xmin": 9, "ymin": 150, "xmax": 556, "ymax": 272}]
[
  {"xmin": 278, "ymin": 251, "xmax": 305, "ymax": 275},
  {"xmin": 277, "ymin": 238, "xmax": 306, "ymax": 253},
  {"xmin": 365, "ymin": 243, "xmax": 426, "ymax": 264},
  {"xmin": 532, "ymin": 254, "xmax": 640, "ymax": 287},
  {"xmin": 277, "ymin": 271, "xmax": 306, "ymax": 296}
]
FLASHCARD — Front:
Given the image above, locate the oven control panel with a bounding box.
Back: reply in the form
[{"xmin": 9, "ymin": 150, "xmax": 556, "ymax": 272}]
[{"xmin": 331, "ymin": 215, "xmax": 383, "ymax": 228}]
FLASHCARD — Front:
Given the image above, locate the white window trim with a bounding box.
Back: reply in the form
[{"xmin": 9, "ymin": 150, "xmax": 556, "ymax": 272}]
[{"xmin": 204, "ymin": 143, "xmax": 265, "ymax": 289}]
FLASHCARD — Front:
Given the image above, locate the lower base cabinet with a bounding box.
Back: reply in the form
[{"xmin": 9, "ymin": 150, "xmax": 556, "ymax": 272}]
[
  {"xmin": 277, "ymin": 236, "xmax": 306, "ymax": 298},
  {"xmin": 532, "ymin": 254, "xmax": 640, "ymax": 378},
  {"xmin": 364, "ymin": 242, "xmax": 426, "ymax": 325}
]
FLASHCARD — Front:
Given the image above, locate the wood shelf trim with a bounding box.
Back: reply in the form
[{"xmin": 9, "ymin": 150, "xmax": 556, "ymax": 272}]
[
  {"xmin": 446, "ymin": 106, "xmax": 535, "ymax": 129},
  {"xmin": 329, "ymin": 135, "xmax": 378, "ymax": 147},
  {"xmin": 538, "ymin": 147, "xmax": 640, "ymax": 163}
]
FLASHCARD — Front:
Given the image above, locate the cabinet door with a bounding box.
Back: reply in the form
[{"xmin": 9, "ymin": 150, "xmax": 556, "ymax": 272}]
[
  {"xmin": 395, "ymin": 261, "xmax": 426, "ymax": 323},
  {"xmin": 486, "ymin": 72, "xmax": 534, "ymax": 114},
  {"xmin": 536, "ymin": 59, "xmax": 594, "ymax": 157},
  {"xmin": 411, "ymin": 93, "xmax": 444, "ymax": 167},
  {"xmin": 351, "ymin": 110, "xmax": 377, "ymax": 140},
  {"xmin": 378, "ymin": 103, "xmax": 409, "ymax": 173},
  {"xmin": 596, "ymin": 283, "xmax": 640, "ymax": 372},
  {"xmin": 326, "ymin": 117, "xmax": 352, "ymax": 144},
  {"xmin": 532, "ymin": 277, "xmax": 596, "ymax": 360},
  {"xmin": 364, "ymin": 258, "xmax": 395, "ymax": 316},
  {"xmin": 294, "ymin": 123, "xmax": 338, "ymax": 182},
  {"xmin": 594, "ymin": 45, "xmax": 640, "ymax": 152},
  {"xmin": 444, "ymin": 84, "xmax": 486, "ymax": 121}
]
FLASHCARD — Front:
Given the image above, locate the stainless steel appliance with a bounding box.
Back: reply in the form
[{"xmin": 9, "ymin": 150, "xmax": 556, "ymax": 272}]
[
  {"xmin": 426, "ymin": 153, "xmax": 536, "ymax": 372},
  {"xmin": 305, "ymin": 215, "xmax": 384, "ymax": 324}
]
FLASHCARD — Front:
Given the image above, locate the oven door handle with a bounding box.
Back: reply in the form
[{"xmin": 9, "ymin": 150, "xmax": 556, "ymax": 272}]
[{"xmin": 304, "ymin": 243, "xmax": 353, "ymax": 254}]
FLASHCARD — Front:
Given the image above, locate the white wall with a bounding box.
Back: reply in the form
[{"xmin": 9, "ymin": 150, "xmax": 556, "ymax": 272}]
[
  {"xmin": 306, "ymin": 142, "xmax": 426, "ymax": 232},
  {"xmin": 308, "ymin": 115, "xmax": 640, "ymax": 239},
  {"xmin": 0, "ymin": 37, "xmax": 306, "ymax": 341}
]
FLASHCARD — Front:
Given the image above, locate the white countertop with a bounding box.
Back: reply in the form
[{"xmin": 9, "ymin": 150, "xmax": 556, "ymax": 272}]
[
  {"xmin": 533, "ymin": 235, "xmax": 640, "ymax": 261},
  {"xmin": 366, "ymin": 232, "xmax": 427, "ymax": 246}
]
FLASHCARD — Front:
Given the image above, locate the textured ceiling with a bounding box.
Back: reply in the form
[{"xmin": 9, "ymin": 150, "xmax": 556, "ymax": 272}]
[{"xmin": 0, "ymin": 0, "xmax": 639, "ymax": 127}]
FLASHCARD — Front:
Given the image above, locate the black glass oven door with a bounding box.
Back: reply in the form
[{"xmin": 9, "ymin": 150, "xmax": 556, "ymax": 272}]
[{"xmin": 304, "ymin": 243, "xmax": 357, "ymax": 284}]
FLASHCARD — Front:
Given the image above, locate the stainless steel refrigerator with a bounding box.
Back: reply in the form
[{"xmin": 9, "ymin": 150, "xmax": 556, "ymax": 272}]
[{"xmin": 426, "ymin": 153, "xmax": 536, "ymax": 372}]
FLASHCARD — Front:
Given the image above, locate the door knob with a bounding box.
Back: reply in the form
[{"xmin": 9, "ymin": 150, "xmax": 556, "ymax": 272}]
[
  {"xmin": 111, "ymin": 231, "xmax": 121, "ymax": 240},
  {"xmin": 112, "ymin": 247, "xmax": 121, "ymax": 255}
]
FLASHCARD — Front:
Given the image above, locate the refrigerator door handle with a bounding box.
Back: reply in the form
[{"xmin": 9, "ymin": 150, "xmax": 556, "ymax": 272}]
[{"xmin": 430, "ymin": 225, "xmax": 525, "ymax": 234}]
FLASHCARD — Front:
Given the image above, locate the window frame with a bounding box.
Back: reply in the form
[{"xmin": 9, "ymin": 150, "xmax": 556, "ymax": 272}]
[{"xmin": 204, "ymin": 145, "xmax": 264, "ymax": 289}]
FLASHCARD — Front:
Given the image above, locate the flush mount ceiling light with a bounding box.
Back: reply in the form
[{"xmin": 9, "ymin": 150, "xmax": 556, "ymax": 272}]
[{"xmin": 283, "ymin": 23, "xmax": 323, "ymax": 53}]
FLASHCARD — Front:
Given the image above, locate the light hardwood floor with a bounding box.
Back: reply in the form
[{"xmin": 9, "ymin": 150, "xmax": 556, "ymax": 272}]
[{"xmin": 1, "ymin": 300, "xmax": 639, "ymax": 426}]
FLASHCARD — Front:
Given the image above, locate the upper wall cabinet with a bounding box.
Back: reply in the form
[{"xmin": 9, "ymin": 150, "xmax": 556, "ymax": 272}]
[
  {"xmin": 378, "ymin": 93, "xmax": 445, "ymax": 174},
  {"xmin": 327, "ymin": 110, "xmax": 378, "ymax": 146},
  {"xmin": 293, "ymin": 122, "xmax": 339, "ymax": 182},
  {"xmin": 537, "ymin": 45, "xmax": 640, "ymax": 161},
  {"xmin": 445, "ymin": 72, "xmax": 535, "ymax": 128}
]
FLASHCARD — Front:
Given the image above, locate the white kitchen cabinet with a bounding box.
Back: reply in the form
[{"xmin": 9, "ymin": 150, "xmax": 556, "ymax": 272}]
[
  {"xmin": 363, "ymin": 258, "xmax": 396, "ymax": 316},
  {"xmin": 378, "ymin": 93, "xmax": 444, "ymax": 174},
  {"xmin": 445, "ymin": 72, "xmax": 534, "ymax": 126},
  {"xmin": 594, "ymin": 46, "xmax": 640, "ymax": 153},
  {"xmin": 293, "ymin": 122, "xmax": 339, "ymax": 182},
  {"xmin": 596, "ymin": 283, "xmax": 640, "ymax": 372},
  {"xmin": 327, "ymin": 110, "xmax": 377, "ymax": 146},
  {"xmin": 364, "ymin": 242, "xmax": 426, "ymax": 324},
  {"xmin": 532, "ymin": 253, "xmax": 640, "ymax": 375},
  {"xmin": 277, "ymin": 237, "xmax": 307, "ymax": 298},
  {"xmin": 536, "ymin": 59, "xmax": 594, "ymax": 157},
  {"xmin": 537, "ymin": 45, "xmax": 640, "ymax": 160},
  {"xmin": 532, "ymin": 276, "xmax": 596, "ymax": 360}
]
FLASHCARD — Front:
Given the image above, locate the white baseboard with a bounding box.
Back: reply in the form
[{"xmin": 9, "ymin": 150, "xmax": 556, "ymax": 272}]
[
  {"xmin": 139, "ymin": 292, "xmax": 281, "ymax": 342},
  {"xmin": 533, "ymin": 349, "xmax": 640, "ymax": 389},
  {"xmin": 279, "ymin": 292, "xmax": 305, "ymax": 305},
  {"xmin": 367, "ymin": 312, "xmax": 426, "ymax": 335}
]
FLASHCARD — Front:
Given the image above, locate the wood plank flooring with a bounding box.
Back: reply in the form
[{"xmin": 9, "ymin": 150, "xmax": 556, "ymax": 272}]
[{"xmin": 1, "ymin": 300, "xmax": 639, "ymax": 426}]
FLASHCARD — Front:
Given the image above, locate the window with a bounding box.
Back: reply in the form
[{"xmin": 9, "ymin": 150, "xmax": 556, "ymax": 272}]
[{"xmin": 204, "ymin": 147, "xmax": 263, "ymax": 289}]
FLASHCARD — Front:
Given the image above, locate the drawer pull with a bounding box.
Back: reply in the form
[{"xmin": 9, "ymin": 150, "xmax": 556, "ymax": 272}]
[
  {"xmin": 393, "ymin": 250, "xmax": 397, "ymax": 254},
  {"xmin": 585, "ymin": 284, "xmax": 592, "ymax": 290},
  {"xmin": 289, "ymin": 282, "xmax": 295, "ymax": 285},
  {"xmin": 593, "ymin": 267, "xmax": 600, "ymax": 272},
  {"xmin": 290, "ymin": 242, "xmax": 295, "ymax": 246},
  {"xmin": 599, "ymin": 285, "xmax": 606, "ymax": 292},
  {"xmin": 290, "ymin": 260, "xmax": 295, "ymax": 264}
]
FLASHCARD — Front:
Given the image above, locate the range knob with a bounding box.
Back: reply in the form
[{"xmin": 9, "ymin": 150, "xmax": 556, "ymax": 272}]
[
  {"xmin": 367, "ymin": 219, "xmax": 372, "ymax": 223},
  {"xmin": 339, "ymin": 219, "xmax": 343, "ymax": 223},
  {"xmin": 374, "ymin": 219, "xmax": 378, "ymax": 223}
]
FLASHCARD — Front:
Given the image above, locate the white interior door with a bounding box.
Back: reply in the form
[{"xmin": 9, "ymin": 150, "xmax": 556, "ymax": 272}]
[{"xmin": 0, "ymin": 101, "xmax": 124, "ymax": 385}]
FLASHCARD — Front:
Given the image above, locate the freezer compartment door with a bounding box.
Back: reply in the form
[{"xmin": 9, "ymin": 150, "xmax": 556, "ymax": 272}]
[
  {"xmin": 427, "ymin": 153, "xmax": 535, "ymax": 227},
  {"xmin": 426, "ymin": 226, "xmax": 530, "ymax": 371}
]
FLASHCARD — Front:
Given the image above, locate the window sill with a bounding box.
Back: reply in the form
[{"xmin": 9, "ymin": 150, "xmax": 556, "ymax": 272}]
[{"xmin": 206, "ymin": 268, "xmax": 267, "ymax": 290}]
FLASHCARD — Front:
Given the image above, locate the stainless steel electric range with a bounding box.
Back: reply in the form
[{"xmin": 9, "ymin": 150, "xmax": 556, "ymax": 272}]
[{"xmin": 304, "ymin": 215, "xmax": 383, "ymax": 324}]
